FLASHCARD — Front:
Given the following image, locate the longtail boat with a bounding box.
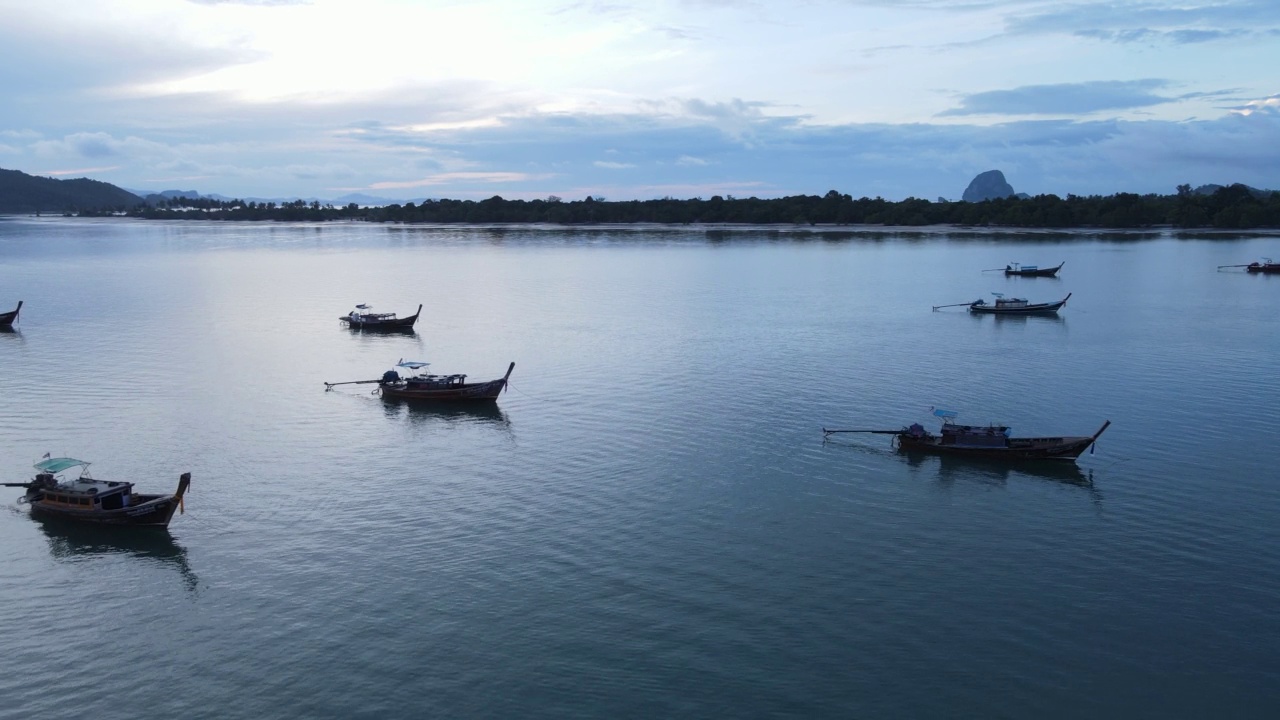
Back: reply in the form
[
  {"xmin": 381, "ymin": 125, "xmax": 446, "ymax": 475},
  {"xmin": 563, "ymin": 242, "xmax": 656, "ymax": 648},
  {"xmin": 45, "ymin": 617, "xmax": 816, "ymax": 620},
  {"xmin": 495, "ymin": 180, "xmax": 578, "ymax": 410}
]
[
  {"xmin": 970, "ymin": 293, "xmax": 1069, "ymax": 314},
  {"xmin": 3, "ymin": 457, "xmax": 192, "ymax": 527},
  {"xmin": 824, "ymin": 409, "xmax": 1110, "ymax": 462},
  {"xmin": 0, "ymin": 300, "xmax": 22, "ymax": 327},
  {"xmin": 339, "ymin": 303, "xmax": 422, "ymax": 330},
  {"xmin": 935, "ymin": 292, "xmax": 1070, "ymax": 315},
  {"xmin": 1219, "ymin": 258, "xmax": 1280, "ymax": 274},
  {"xmin": 1004, "ymin": 262, "xmax": 1063, "ymax": 277},
  {"xmin": 326, "ymin": 360, "xmax": 515, "ymax": 403}
]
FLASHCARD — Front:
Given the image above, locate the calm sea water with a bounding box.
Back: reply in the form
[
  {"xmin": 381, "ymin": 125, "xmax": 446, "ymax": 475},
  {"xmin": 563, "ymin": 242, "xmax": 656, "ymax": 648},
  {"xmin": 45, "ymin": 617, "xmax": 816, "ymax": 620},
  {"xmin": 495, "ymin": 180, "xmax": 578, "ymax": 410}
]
[{"xmin": 1, "ymin": 218, "xmax": 1279, "ymax": 719}]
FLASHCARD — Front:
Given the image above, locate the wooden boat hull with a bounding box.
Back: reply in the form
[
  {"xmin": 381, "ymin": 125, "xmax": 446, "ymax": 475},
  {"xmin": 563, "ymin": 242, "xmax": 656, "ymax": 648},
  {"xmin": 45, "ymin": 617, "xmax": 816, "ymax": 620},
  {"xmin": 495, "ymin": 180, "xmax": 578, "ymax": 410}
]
[
  {"xmin": 0, "ymin": 300, "xmax": 22, "ymax": 327},
  {"xmin": 1247, "ymin": 263, "xmax": 1280, "ymax": 274},
  {"xmin": 896, "ymin": 434, "xmax": 1097, "ymax": 461},
  {"xmin": 1005, "ymin": 263, "xmax": 1063, "ymax": 277},
  {"xmin": 379, "ymin": 362, "xmax": 515, "ymax": 403},
  {"xmin": 970, "ymin": 293, "xmax": 1070, "ymax": 315},
  {"xmin": 380, "ymin": 378, "xmax": 508, "ymax": 403},
  {"xmin": 26, "ymin": 494, "xmax": 183, "ymax": 527}
]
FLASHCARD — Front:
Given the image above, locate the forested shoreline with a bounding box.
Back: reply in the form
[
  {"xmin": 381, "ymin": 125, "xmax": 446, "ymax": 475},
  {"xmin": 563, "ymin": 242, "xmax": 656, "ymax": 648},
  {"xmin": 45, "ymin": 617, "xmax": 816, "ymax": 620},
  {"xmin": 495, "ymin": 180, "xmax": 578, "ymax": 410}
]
[{"xmin": 74, "ymin": 183, "xmax": 1280, "ymax": 229}]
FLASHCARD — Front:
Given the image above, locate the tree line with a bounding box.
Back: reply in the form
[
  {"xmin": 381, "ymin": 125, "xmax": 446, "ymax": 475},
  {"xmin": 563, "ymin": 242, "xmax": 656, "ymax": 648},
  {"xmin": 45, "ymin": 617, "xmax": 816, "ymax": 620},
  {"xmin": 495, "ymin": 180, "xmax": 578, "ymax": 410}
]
[{"xmin": 84, "ymin": 184, "xmax": 1280, "ymax": 229}]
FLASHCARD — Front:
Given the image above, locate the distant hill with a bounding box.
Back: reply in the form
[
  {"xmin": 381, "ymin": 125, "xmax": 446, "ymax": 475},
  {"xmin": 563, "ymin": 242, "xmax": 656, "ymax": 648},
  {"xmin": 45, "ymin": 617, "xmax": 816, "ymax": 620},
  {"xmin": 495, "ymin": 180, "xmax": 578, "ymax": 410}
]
[
  {"xmin": 962, "ymin": 170, "xmax": 1017, "ymax": 202},
  {"xmin": 1193, "ymin": 183, "xmax": 1275, "ymax": 198},
  {"xmin": 0, "ymin": 167, "xmax": 143, "ymax": 213},
  {"xmin": 126, "ymin": 187, "xmax": 408, "ymax": 208}
]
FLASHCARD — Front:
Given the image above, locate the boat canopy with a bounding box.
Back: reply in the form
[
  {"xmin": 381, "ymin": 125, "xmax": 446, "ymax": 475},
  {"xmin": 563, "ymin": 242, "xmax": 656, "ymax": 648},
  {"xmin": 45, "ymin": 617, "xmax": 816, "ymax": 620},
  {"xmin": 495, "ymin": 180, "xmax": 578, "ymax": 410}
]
[
  {"xmin": 355, "ymin": 303, "xmax": 371, "ymax": 310},
  {"xmin": 34, "ymin": 457, "xmax": 90, "ymax": 474},
  {"xmin": 932, "ymin": 408, "xmax": 958, "ymax": 419},
  {"xmin": 397, "ymin": 360, "xmax": 430, "ymax": 370}
]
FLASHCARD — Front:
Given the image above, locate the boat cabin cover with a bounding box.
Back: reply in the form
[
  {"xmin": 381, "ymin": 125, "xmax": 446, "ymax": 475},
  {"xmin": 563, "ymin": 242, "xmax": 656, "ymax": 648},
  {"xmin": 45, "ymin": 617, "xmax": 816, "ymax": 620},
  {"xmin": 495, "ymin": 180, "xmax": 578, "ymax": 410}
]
[{"xmin": 30, "ymin": 457, "xmax": 138, "ymax": 510}]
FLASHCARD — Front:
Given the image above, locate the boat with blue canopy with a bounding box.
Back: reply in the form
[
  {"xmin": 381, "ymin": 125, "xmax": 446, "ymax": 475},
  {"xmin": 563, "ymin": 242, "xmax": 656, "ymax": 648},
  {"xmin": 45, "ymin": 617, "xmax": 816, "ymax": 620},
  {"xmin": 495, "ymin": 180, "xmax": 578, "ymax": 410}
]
[
  {"xmin": 325, "ymin": 359, "xmax": 516, "ymax": 403},
  {"xmin": 4, "ymin": 457, "xmax": 191, "ymax": 527}
]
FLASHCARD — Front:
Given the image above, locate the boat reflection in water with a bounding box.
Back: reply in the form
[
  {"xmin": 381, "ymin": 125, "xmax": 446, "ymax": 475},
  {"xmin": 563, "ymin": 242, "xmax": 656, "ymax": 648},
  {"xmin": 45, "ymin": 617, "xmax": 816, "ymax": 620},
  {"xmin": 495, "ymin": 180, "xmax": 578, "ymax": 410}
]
[
  {"xmin": 824, "ymin": 433, "xmax": 1099, "ymax": 500},
  {"xmin": 34, "ymin": 518, "xmax": 199, "ymax": 592},
  {"xmin": 381, "ymin": 396, "xmax": 512, "ymax": 429},
  {"xmin": 971, "ymin": 312, "xmax": 1066, "ymax": 326},
  {"xmin": 901, "ymin": 450, "xmax": 1095, "ymax": 488}
]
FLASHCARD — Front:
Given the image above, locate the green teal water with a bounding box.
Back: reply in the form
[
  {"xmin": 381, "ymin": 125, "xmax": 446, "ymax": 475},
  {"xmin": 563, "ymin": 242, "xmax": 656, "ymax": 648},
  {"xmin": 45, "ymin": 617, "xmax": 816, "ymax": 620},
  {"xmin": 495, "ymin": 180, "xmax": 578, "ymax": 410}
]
[{"xmin": 1, "ymin": 218, "xmax": 1279, "ymax": 718}]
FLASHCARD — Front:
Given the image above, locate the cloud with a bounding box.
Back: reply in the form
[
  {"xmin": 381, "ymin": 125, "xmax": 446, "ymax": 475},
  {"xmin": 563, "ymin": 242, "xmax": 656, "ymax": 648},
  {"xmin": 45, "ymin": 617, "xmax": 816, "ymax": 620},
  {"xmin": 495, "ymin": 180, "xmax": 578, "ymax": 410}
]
[
  {"xmin": 28, "ymin": 132, "xmax": 176, "ymax": 162},
  {"xmin": 0, "ymin": 1, "xmax": 1275, "ymax": 202},
  {"xmin": 1076, "ymin": 28, "xmax": 1248, "ymax": 44},
  {"xmin": 40, "ymin": 165, "xmax": 122, "ymax": 176},
  {"xmin": 939, "ymin": 80, "xmax": 1176, "ymax": 117},
  {"xmin": 1006, "ymin": 0, "xmax": 1280, "ymax": 42},
  {"xmin": 368, "ymin": 172, "xmax": 555, "ymax": 190},
  {"xmin": 1228, "ymin": 95, "xmax": 1280, "ymax": 116},
  {"xmin": 0, "ymin": 10, "xmax": 258, "ymax": 102},
  {"xmin": 186, "ymin": 1, "xmax": 310, "ymax": 5},
  {"xmin": 329, "ymin": 100, "xmax": 1280, "ymax": 202},
  {"xmin": 68, "ymin": 133, "xmax": 120, "ymax": 159}
]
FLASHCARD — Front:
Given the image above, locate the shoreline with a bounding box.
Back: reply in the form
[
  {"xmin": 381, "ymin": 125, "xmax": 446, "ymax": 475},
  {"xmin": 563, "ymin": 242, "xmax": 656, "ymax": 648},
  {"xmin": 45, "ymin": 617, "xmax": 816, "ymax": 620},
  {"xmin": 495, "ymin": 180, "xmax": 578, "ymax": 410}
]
[{"xmin": 4, "ymin": 214, "xmax": 1280, "ymax": 237}]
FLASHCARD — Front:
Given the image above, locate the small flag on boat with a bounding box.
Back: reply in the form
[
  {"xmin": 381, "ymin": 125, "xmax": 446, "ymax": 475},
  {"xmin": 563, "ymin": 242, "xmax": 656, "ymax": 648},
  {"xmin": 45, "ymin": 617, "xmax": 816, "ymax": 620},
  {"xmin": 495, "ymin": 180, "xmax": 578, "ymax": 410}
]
[{"xmin": 42, "ymin": 452, "xmax": 50, "ymax": 459}]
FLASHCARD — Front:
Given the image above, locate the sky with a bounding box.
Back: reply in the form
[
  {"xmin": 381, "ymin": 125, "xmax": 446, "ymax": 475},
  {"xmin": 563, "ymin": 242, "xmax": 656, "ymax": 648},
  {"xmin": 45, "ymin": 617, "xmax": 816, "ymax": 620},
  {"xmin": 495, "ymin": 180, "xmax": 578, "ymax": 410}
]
[{"xmin": 1, "ymin": 0, "xmax": 1278, "ymax": 203}]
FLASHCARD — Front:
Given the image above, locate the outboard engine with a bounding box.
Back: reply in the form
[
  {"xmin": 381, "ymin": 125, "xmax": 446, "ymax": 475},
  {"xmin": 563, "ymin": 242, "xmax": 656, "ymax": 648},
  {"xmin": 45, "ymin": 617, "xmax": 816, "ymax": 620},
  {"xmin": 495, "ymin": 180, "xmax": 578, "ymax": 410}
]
[{"xmin": 381, "ymin": 370, "xmax": 401, "ymax": 384}]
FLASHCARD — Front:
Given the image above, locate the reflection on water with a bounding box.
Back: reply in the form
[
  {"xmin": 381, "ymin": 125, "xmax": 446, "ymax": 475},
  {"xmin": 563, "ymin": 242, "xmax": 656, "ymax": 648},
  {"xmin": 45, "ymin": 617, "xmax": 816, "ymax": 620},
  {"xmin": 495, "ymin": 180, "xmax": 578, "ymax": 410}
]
[
  {"xmin": 906, "ymin": 451, "xmax": 1095, "ymax": 487},
  {"xmin": 343, "ymin": 324, "xmax": 418, "ymax": 337},
  {"xmin": 5, "ymin": 221, "xmax": 1280, "ymax": 718},
  {"xmin": 1002, "ymin": 274, "xmax": 1063, "ymax": 282},
  {"xmin": 380, "ymin": 397, "xmax": 512, "ymax": 429},
  {"xmin": 820, "ymin": 437, "xmax": 1100, "ymax": 501},
  {"xmin": 0, "ymin": 326, "xmax": 20, "ymax": 337},
  {"xmin": 912, "ymin": 451, "xmax": 1103, "ymax": 506},
  {"xmin": 35, "ymin": 518, "xmax": 199, "ymax": 592},
  {"xmin": 973, "ymin": 312, "xmax": 1068, "ymax": 326}
]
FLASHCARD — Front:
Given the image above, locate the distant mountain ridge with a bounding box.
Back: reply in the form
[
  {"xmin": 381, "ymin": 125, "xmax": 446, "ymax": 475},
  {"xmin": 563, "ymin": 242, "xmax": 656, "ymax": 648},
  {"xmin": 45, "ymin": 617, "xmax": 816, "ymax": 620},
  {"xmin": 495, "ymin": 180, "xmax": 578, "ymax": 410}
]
[
  {"xmin": 958, "ymin": 171, "xmax": 1276, "ymax": 203},
  {"xmin": 0, "ymin": 167, "xmax": 143, "ymax": 213},
  {"xmin": 1192, "ymin": 183, "xmax": 1275, "ymax": 198},
  {"xmin": 4, "ymin": 164, "xmax": 1276, "ymax": 217},
  {"xmin": 125, "ymin": 187, "xmax": 419, "ymax": 208}
]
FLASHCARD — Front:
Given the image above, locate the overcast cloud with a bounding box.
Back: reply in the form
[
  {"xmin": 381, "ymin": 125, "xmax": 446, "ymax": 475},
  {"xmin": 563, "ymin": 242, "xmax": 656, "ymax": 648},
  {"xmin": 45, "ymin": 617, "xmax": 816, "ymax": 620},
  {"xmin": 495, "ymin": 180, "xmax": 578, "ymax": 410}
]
[{"xmin": 0, "ymin": 0, "xmax": 1276, "ymax": 201}]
